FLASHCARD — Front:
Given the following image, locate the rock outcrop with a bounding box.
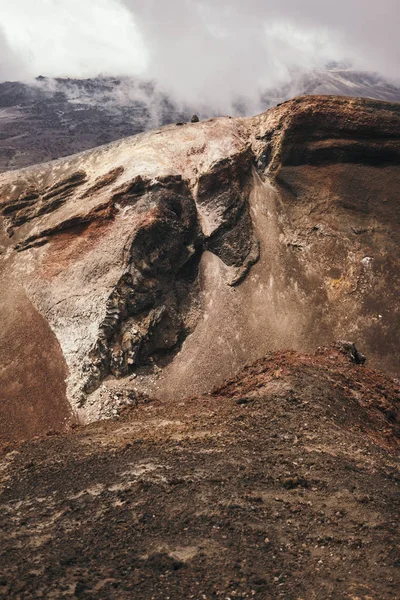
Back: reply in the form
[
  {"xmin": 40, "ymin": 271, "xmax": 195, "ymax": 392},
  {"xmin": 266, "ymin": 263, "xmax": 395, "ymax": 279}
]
[{"xmin": 0, "ymin": 95, "xmax": 399, "ymax": 439}]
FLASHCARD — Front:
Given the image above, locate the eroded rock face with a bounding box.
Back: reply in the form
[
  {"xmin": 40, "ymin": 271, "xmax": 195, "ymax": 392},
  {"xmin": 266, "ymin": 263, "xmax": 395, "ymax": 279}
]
[
  {"xmin": 82, "ymin": 180, "xmax": 202, "ymax": 398},
  {"xmin": 0, "ymin": 95, "xmax": 399, "ymax": 437}
]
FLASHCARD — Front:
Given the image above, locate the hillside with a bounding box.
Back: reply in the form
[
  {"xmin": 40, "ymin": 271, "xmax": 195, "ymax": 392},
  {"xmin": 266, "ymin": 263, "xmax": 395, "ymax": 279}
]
[
  {"xmin": 0, "ymin": 94, "xmax": 399, "ymax": 599},
  {"xmin": 0, "ymin": 95, "xmax": 399, "ymax": 442},
  {"xmin": 1, "ymin": 343, "xmax": 399, "ymax": 599},
  {"xmin": 1, "ymin": 70, "xmax": 400, "ymax": 172},
  {"xmin": 0, "ymin": 77, "xmax": 189, "ymax": 173}
]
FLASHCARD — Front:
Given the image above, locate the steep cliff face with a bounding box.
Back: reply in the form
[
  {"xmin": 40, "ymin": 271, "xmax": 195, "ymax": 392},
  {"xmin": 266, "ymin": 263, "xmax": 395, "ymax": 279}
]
[{"xmin": 0, "ymin": 95, "xmax": 399, "ymax": 439}]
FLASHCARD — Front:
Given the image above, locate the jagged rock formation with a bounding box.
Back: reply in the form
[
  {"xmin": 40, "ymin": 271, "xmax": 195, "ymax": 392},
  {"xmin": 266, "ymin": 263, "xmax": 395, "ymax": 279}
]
[{"xmin": 0, "ymin": 95, "xmax": 399, "ymax": 440}]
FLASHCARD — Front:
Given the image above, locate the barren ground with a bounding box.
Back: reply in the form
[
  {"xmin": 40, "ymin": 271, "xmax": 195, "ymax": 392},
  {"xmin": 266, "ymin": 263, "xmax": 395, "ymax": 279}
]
[{"xmin": 1, "ymin": 345, "xmax": 399, "ymax": 599}]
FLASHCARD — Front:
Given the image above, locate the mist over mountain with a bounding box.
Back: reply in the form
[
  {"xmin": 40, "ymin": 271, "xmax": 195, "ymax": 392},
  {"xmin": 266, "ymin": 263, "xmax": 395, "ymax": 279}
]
[
  {"xmin": 1, "ymin": 68, "xmax": 400, "ymax": 173},
  {"xmin": 1, "ymin": 1, "xmax": 400, "ymax": 106},
  {"xmin": 1, "ymin": 1, "xmax": 399, "ymax": 172}
]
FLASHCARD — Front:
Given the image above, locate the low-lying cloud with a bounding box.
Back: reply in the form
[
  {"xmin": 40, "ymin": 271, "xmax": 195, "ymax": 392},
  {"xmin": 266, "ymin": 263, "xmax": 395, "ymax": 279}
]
[{"xmin": 0, "ymin": 0, "xmax": 399, "ymax": 113}]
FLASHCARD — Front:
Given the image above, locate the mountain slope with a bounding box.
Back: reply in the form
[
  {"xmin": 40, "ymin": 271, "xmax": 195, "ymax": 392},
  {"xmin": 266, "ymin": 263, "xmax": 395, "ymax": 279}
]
[
  {"xmin": 1, "ymin": 70, "xmax": 400, "ymax": 173},
  {"xmin": 0, "ymin": 95, "xmax": 399, "ymax": 442},
  {"xmin": 261, "ymin": 69, "xmax": 400, "ymax": 108},
  {"xmin": 0, "ymin": 77, "xmax": 189, "ymax": 173},
  {"xmin": 1, "ymin": 344, "xmax": 399, "ymax": 599}
]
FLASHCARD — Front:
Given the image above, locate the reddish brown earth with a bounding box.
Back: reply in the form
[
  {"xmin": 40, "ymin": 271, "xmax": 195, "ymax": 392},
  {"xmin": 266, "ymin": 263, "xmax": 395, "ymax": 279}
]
[
  {"xmin": 0, "ymin": 95, "xmax": 399, "ymax": 442},
  {"xmin": 0, "ymin": 344, "xmax": 399, "ymax": 599},
  {"xmin": 0, "ymin": 277, "xmax": 73, "ymax": 444},
  {"xmin": 0, "ymin": 96, "xmax": 399, "ymax": 598}
]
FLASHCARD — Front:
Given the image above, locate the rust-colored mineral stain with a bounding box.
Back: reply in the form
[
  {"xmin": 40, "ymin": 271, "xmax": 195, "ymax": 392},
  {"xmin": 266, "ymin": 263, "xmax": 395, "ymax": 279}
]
[
  {"xmin": 0, "ymin": 278, "xmax": 73, "ymax": 443},
  {"xmin": 40, "ymin": 218, "xmax": 114, "ymax": 279}
]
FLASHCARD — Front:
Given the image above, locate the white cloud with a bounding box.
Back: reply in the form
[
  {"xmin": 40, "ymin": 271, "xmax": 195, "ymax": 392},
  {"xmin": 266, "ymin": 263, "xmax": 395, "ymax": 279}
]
[
  {"xmin": 0, "ymin": 26, "xmax": 27, "ymax": 80},
  {"xmin": 0, "ymin": 0, "xmax": 398, "ymax": 112},
  {"xmin": 0, "ymin": 0, "xmax": 148, "ymax": 79}
]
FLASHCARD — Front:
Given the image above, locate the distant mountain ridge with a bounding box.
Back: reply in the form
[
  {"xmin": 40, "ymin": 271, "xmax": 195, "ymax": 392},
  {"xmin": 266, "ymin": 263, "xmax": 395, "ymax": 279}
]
[
  {"xmin": 0, "ymin": 69, "xmax": 399, "ymax": 172},
  {"xmin": 0, "ymin": 77, "xmax": 190, "ymax": 173},
  {"xmin": 261, "ymin": 69, "xmax": 400, "ymax": 107}
]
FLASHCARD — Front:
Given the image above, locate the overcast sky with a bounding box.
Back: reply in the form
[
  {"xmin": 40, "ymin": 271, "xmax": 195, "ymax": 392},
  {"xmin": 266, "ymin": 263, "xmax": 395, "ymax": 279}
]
[{"xmin": 0, "ymin": 0, "xmax": 399, "ymax": 109}]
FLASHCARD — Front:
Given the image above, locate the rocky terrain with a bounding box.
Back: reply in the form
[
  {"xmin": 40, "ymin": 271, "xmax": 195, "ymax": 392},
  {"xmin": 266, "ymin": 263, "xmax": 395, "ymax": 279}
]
[
  {"xmin": 1, "ymin": 70, "xmax": 400, "ymax": 172},
  {"xmin": 0, "ymin": 93, "xmax": 399, "ymax": 598},
  {"xmin": 0, "ymin": 77, "xmax": 189, "ymax": 174},
  {"xmin": 0, "ymin": 343, "xmax": 399, "ymax": 599},
  {"xmin": 0, "ymin": 94, "xmax": 399, "ymax": 443}
]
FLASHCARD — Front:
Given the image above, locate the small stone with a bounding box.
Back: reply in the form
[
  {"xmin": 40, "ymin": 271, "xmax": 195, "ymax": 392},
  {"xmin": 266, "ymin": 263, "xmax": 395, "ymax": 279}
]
[{"xmin": 191, "ymin": 114, "xmax": 200, "ymax": 123}]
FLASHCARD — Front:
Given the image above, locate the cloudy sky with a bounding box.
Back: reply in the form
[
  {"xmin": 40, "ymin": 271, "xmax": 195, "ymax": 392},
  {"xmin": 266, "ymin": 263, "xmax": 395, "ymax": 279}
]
[{"xmin": 0, "ymin": 0, "xmax": 399, "ymax": 108}]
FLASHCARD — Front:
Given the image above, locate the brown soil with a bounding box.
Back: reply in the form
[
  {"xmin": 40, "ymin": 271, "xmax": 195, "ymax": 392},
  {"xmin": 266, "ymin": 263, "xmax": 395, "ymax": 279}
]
[
  {"xmin": 1, "ymin": 345, "xmax": 399, "ymax": 599},
  {"xmin": 0, "ymin": 278, "xmax": 73, "ymax": 444}
]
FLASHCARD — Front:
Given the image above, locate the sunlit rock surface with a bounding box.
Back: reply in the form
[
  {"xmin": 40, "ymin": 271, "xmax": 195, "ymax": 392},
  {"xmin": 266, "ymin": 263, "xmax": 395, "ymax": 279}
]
[{"xmin": 0, "ymin": 95, "xmax": 399, "ymax": 440}]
